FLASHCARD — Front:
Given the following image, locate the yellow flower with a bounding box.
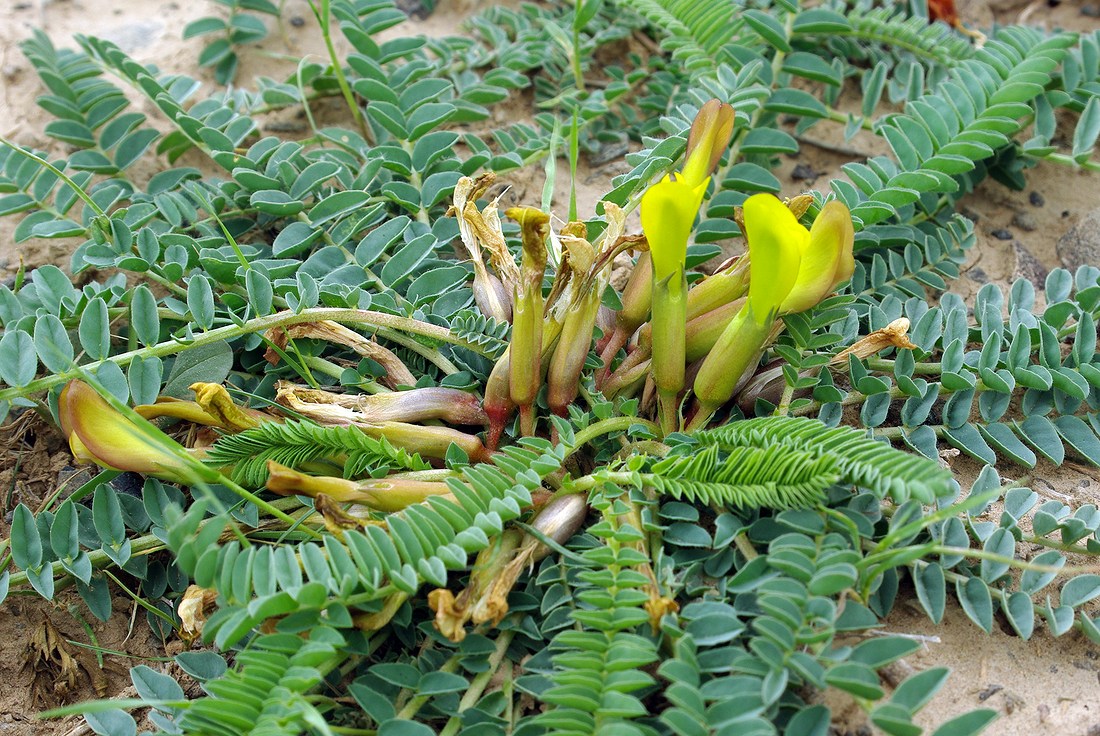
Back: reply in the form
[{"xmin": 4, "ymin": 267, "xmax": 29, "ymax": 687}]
[
  {"xmin": 688, "ymin": 195, "xmax": 855, "ymax": 430},
  {"xmin": 60, "ymin": 380, "xmax": 192, "ymax": 481},
  {"xmin": 641, "ymin": 98, "xmax": 736, "ymax": 288},
  {"xmin": 740, "ymin": 194, "xmax": 855, "ymax": 320},
  {"xmin": 741, "ymin": 193, "xmax": 804, "ymax": 324},
  {"xmin": 780, "ymin": 199, "xmax": 855, "ymax": 313},
  {"xmin": 640, "ymin": 175, "xmax": 710, "ymax": 287}
]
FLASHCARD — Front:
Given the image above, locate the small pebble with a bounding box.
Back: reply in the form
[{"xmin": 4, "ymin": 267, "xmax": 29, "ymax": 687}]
[
  {"xmin": 967, "ymin": 266, "xmax": 989, "ymax": 284},
  {"xmin": 1029, "ymin": 191, "xmax": 1045, "ymax": 207},
  {"xmin": 961, "ymin": 207, "xmax": 980, "ymax": 223},
  {"xmin": 977, "ymin": 684, "xmax": 1003, "ymax": 702},
  {"xmin": 791, "ymin": 163, "xmax": 818, "ymax": 181},
  {"xmin": 1011, "ymin": 212, "xmax": 1038, "ymax": 232},
  {"xmin": 1013, "ymin": 241, "xmax": 1048, "ymax": 287},
  {"xmin": 991, "ymin": 228, "xmax": 1013, "ymax": 240},
  {"xmin": 289, "ymin": 15, "xmax": 305, "ymax": 26},
  {"xmin": 1083, "ymin": 3, "xmax": 1100, "ymax": 17},
  {"xmin": 111, "ymin": 471, "xmax": 146, "ymax": 498}
]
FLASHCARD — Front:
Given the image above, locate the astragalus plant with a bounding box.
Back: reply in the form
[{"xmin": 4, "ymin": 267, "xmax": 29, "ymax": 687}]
[{"xmin": 1, "ymin": 1, "xmax": 1100, "ymax": 735}]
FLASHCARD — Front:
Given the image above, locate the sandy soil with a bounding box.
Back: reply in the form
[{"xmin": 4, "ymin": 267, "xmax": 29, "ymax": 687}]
[{"xmin": 2, "ymin": 0, "xmax": 1100, "ymax": 734}]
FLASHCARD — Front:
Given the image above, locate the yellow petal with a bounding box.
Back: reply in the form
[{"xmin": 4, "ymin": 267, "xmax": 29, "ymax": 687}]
[
  {"xmin": 780, "ymin": 200, "xmax": 855, "ymax": 314},
  {"xmin": 60, "ymin": 380, "xmax": 190, "ymax": 480},
  {"xmin": 135, "ymin": 398, "xmax": 221, "ymax": 425},
  {"xmin": 641, "ymin": 175, "xmax": 709, "ymax": 283},
  {"xmin": 743, "ymin": 194, "xmax": 804, "ymax": 324}
]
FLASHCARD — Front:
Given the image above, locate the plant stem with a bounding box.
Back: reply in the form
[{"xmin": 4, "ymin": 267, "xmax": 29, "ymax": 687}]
[
  {"xmin": 0, "ymin": 307, "xmax": 493, "ymax": 403},
  {"xmin": 565, "ymin": 415, "xmax": 661, "ymax": 459},
  {"xmin": 0, "ymin": 138, "xmax": 106, "ymax": 217},
  {"xmin": 930, "ymin": 545, "xmax": 1100, "ymax": 575},
  {"xmin": 395, "ymin": 652, "xmax": 462, "ymax": 720},
  {"xmin": 309, "ymin": 0, "xmax": 371, "ymax": 143},
  {"xmin": 1042, "ymin": 152, "xmax": 1100, "ymax": 172},
  {"xmin": 438, "ymin": 628, "xmax": 516, "ymax": 736}
]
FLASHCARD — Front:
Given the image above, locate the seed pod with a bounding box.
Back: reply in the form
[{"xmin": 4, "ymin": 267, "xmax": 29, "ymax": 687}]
[
  {"xmin": 278, "ymin": 383, "xmax": 487, "ymax": 426},
  {"xmin": 528, "ymin": 493, "xmax": 588, "ymax": 561},
  {"xmin": 473, "ymin": 270, "xmax": 512, "ymax": 324},
  {"xmin": 506, "ymin": 207, "xmax": 550, "ymax": 436},
  {"xmin": 265, "ymin": 461, "xmax": 454, "ymax": 511},
  {"xmin": 685, "ymin": 297, "xmax": 746, "ymax": 362},
  {"xmin": 482, "ymin": 349, "xmax": 515, "ymax": 451}
]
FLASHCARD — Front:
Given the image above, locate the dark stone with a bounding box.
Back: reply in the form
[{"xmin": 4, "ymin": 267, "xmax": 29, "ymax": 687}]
[
  {"xmin": 394, "ymin": 0, "xmax": 433, "ymax": 18},
  {"xmin": 977, "ymin": 684, "xmax": 1003, "ymax": 701},
  {"xmin": 966, "ymin": 267, "xmax": 989, "ymax": 284},
  {"xmin": 793, "ymin": 164, "xmax": 818, "ymax": 181},
  {"xmin": 991, "ymin": 228, "xmax": 1013, "ymax": 240},
  {"xmin": 110, "ymin": 471, "xmax": 146, "ymax": 498},
  {"xmin": 1082, "ymin": 3, "xmax": 1100, "ymax": 17},
  {"xmin": 57, "ymin": 466, "xmax": 95, "ymax": 496},
  {"xmin": 1029, "ymin": 190, "xmax": 1045, "ymax": 207},
  {"xmin": 791, "ymin": 163, "xmax": 818, "ymax": 181},
  {"xmin": 13, "ymin": 2, "xmax": 31, "ymax": 9},
  {"xmin": 1011, "ymin": 212, "xmax": 1038, "ymax": 232},
  {"xmin": 1012, "ymin": 241, "xmax": 1049, "ymax": 288},
  {"xmin": 961, "ymin": 207, "xmax": 980, "ymax": 223},
  {"xmin": 289, "ymin": 15, "xmax": 305, "ymax": 26},
  {"xmin": 1057, "ymin": 207, "xmax": 1100, "ymax": 273}
]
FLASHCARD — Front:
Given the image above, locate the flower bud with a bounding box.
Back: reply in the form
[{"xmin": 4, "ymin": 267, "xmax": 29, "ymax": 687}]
[
  {"xmin": 685, "ymin": 257, "xmax": 749, "ymax": 321},
  {"xmin": 681, "ymin": 99, "xmax": 736, "ymax": 188},
  {"xmin": 482, "ymin": 349, "xmax": 515, "ymax": 451},
  {"xmin": 597, "ymin": 251, "xmax": 652, "ymax": 388},
  {"xmin": 265, "ymin": 461, "xmax": 453, "ymax": 511},
  {"xmin": 60, "ymin": 380, "xmax": 193, "ymax": 482},
  {"xmin": 275, "ymin": 386, "xmax": 492, "ymax": 462},
  {"xmin": 506, "ymin": 207, "xmax": 550, "ymax": 436},
  {"xmin": 685, "ymin": 297, "xmax": 746, "ymax": 362}
]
